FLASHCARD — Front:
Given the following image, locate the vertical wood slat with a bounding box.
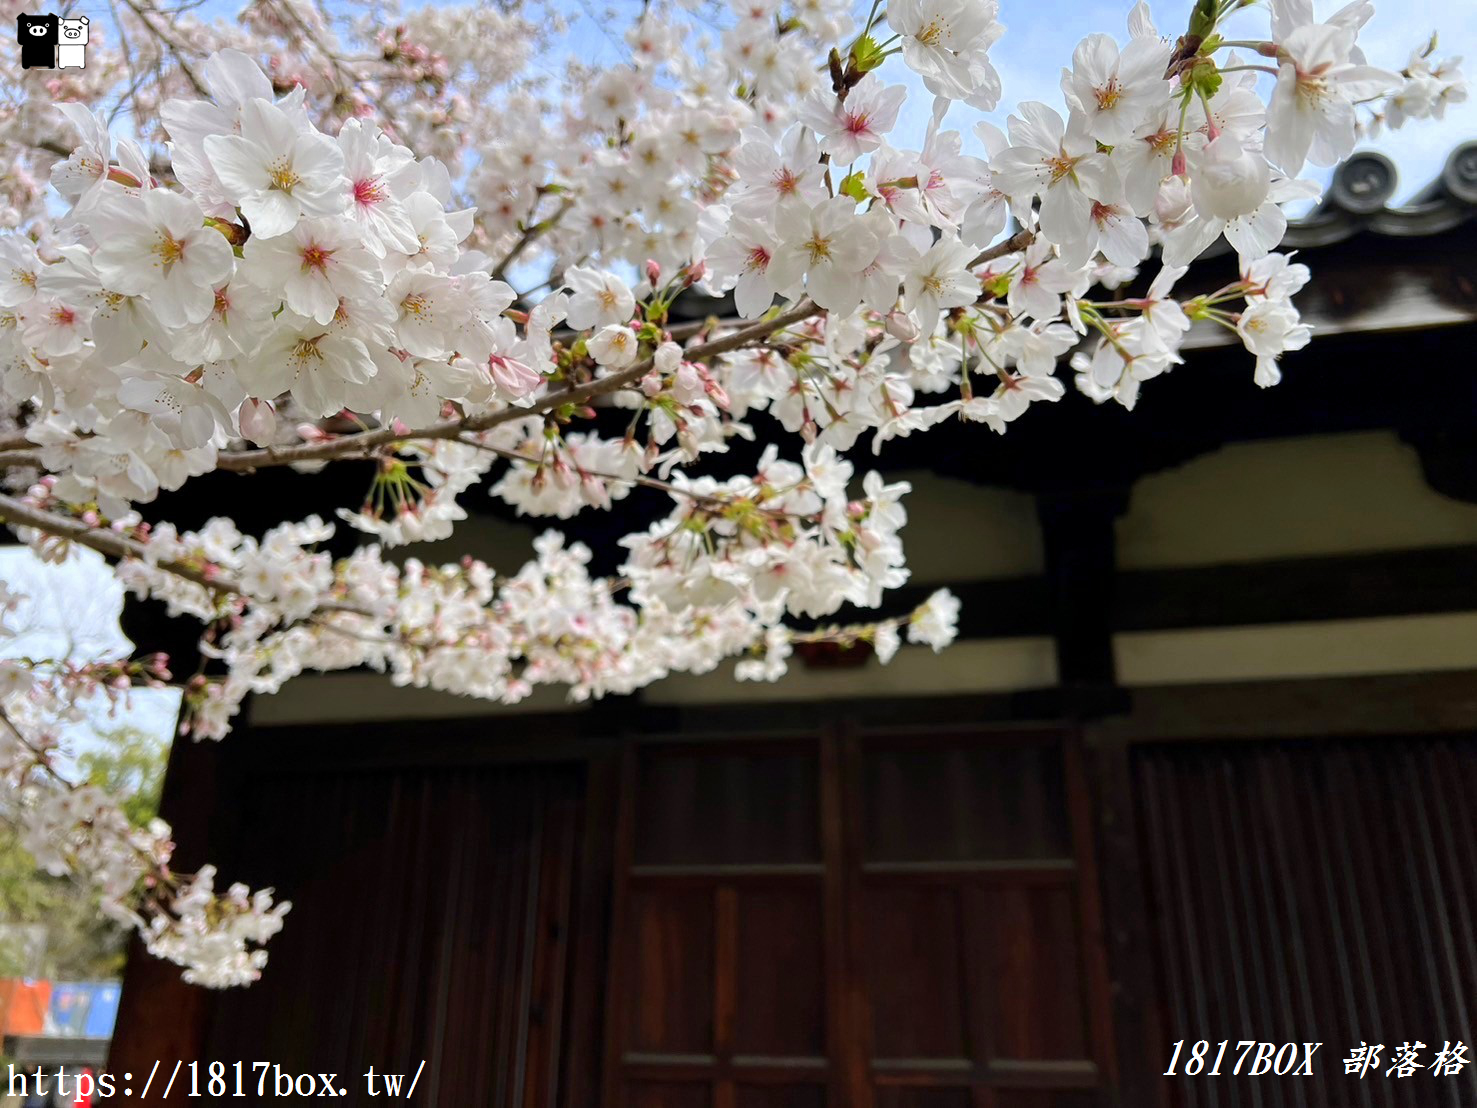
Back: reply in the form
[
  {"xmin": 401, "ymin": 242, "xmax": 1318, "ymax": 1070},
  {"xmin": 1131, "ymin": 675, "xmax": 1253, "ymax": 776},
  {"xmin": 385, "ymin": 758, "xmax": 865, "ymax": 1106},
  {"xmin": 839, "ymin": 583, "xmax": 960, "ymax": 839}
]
[
  {"xmin": 524, "ymin": 784, "xmax": 582, "ymax": 1108},
  {"xmin": 1137, "ymin": 736, "xmax": 1477, "ymax": 1108},
  {"xmin": 715, "ymin": 885, "xmax": 739, "ymax": 1108},
  {"xmin": 604, "ymin": 745, "xmax": 642, "ymax": 1108},
  {"xmin": 837, "ymin": 725, "xmax": 879, "ymax": 1108},
  {"xmin": 820, "ymin": 729, "xmax": 851, "ymax": 1108},
  {"xmin": 1063, "ymin": 735, "xmax": 1118, "ymax": 1091},
  {"xmin": 959, "ymin": 882, "xmax": 995, "ymax": 1098},
  {"xmin": 1088, "ymin": 738, "xmax": 1170, "ymax": 1108},
  {"xmin": 561, "ymin": 752, "xmax": 621, "ymax": 1108}
]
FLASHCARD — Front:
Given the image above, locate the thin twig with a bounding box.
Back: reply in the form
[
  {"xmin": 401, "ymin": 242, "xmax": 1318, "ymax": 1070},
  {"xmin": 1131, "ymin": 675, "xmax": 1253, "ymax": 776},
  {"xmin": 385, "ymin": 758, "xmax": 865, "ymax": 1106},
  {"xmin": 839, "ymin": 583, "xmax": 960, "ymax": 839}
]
[
  {"xmin": 215, "ymin": 297, "xmax": 821, "ymax": 472},
  {"xmin": 0, "ymin": 492, "xmax": 226, "ymax": 593},
  {"xmin": 969, "ymin": 229, "xmax": 1036, "ymax": 270},
  {"xmin": 492, "ymin": 196, "xmax": 574, "ymax": 282}
]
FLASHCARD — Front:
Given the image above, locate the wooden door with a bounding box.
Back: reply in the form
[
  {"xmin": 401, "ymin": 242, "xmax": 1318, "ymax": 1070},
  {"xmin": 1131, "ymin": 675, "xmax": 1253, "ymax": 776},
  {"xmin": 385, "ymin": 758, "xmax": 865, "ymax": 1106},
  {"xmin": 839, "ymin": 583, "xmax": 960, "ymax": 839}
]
[{"xmin": 603, "ymin": 726, "xmax": 1116, "ymax": 1108}]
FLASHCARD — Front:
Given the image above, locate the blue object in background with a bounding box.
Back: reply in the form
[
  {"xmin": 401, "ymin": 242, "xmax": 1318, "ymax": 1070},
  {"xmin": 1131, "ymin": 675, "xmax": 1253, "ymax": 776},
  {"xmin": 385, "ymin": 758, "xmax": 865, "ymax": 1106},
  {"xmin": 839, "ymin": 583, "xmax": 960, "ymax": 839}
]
[
  {"xmin": 48, "ymin": 982, "xmax": 94, "ymax": 1036},
  {"xmin": 82, "ymin": 981, "xmax": 121, "ymax": 1037},
  {"xmin": 44, "ymin": 981, "xmax": 121, "ymax": 1038}
]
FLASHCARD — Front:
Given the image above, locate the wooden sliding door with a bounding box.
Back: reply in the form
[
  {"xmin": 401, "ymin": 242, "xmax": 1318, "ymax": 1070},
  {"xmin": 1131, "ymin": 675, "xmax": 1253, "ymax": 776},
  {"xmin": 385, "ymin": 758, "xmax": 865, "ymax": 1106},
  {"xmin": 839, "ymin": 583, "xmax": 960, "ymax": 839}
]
[{"xmin": 603, "ymin": 726, "xmax": 1116, "ymax": 1108}]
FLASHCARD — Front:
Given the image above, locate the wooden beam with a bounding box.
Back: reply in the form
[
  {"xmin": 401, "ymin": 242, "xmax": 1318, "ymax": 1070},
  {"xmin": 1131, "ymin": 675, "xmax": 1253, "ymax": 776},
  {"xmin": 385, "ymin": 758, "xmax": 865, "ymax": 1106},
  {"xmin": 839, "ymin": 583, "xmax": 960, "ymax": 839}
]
[{"xmin": 833, "ymin": 544, "xmax": 1477, "ymax": 641}]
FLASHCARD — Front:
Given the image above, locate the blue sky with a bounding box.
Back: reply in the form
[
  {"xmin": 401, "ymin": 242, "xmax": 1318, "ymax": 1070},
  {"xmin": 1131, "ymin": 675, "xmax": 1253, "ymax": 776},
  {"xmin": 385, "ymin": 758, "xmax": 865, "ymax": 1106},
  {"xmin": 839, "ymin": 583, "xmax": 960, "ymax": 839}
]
[
  {"xmin": 41, "ymin": 0, "xmax": 1473, "ymax": 202},
  {"xmin": 934, "ymin": 0, "xmax": 1474, "ymax": 203},
  {"xmin": 0, "ymin": 547, "xmax": 181, "ymax": 770},
  {"xmin": 551, "ymin": 0, "xmax": 1474, "ymax": 203}
]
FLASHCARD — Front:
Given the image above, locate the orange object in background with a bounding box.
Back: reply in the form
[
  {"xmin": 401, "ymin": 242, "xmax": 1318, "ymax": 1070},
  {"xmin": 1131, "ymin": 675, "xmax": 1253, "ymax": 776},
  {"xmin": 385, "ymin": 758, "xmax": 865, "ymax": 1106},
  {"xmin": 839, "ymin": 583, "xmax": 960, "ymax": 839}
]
[{"xmin": 0, "ymin": 977, "xmax": 53, "ymax": 1034}]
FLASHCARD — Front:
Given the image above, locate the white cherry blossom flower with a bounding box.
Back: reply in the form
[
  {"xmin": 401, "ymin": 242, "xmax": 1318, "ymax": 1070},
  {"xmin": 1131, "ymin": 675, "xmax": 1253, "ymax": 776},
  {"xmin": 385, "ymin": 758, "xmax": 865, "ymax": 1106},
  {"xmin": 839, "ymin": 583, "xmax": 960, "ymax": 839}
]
[
  {"xmin": 1061, "ymin": 32, "xmax": 1171, "ymax": 145},
  {"xmin": 589, "ymin": 324, "xmax": 640, "ymax": 367},
  {"xmin": 1190, "ymin": 133, "xmax": 1271, "ymax": 221},
  {"xmin": 204, "ymin": 99, "xmax": 347, "ymax": 237},
  {"xmin": 235, "ymin": 313, "xmax": 376, "ymax": 417},
  {"xmin": 91, "ymin": 190, "xmax": 235, "ymax": 327},
  {"xmin": 564, "ymin": 268, "xmax": 636, "ymax": 331},
  {"xmin": 50, "ymin": 103, "xmax": 114, "ymax": 209},
  {"xmin": 902, "ymin": 235, "xmax": 978, "ymax": 331},
  {"xmin": 1265, "ymin": 24, "xmax": 1399, "ymax": 173},
  {"xmin": 728, "ymin": 127, "xmax": 828, "ymax": 217},
  {"xmin": 241, "ymin": 218, "xmax": 379, "ymax": 325},
  {"xmin": 887, "ymin": 0, "xmax": 1005, "ymax": 109},
  {"xmin": 1005, "ymin": 241, "xmax": 1082, "ymax": 322},
  {"xmin": 768, "ymin": 198, "xmax": 882, "ymax": 316},
  {"xmin": 0, "ymin": 239, "xmax": 41, "ymax": 308},
  {"xmin": 705, "ymin": 216, "xmax": 781, "ymax": 319},
  {"xmin": 338, "ymin": 119, "xmax": 421, "ymax": 258},
  {"xmin": 907, "ymin": 588, "xmax": 960, "ymax": 651},
  {"xmin": 1162, "ymin": 171, "xmax": 1318, "ymax": 267},
  {"xmin": 1237, "ymin": 299, "xmax": 1310, "ymax": 387},
  {"xmin": 990, "ymin": 102, "xmax": 1115, "ymax": 249},
  {"xmin": 797, "ymin": 77, "xmax": 908, "ymax": 165}
]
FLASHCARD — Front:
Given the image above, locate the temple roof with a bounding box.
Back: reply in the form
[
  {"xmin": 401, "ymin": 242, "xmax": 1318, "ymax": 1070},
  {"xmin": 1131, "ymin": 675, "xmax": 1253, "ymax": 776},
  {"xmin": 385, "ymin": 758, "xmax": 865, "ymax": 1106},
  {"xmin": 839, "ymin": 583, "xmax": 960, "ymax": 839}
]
[{"xmin": 1269, "ymin": 140, "xmax": 1477, "ymax": 250}]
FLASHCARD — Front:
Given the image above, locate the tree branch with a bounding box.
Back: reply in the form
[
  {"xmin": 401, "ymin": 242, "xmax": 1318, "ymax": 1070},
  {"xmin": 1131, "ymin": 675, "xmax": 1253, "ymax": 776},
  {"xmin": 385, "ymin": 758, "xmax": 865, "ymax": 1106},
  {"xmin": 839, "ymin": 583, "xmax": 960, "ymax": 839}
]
[
  {"xmin": 0, "ymin": 492, "xmax": 227, "ymax": 594},
  {"xmin": 492, "ymin": 197, "xmax": 574, "ymax": 282},
  {"xmin": 215, "ymin": 297, "xmax": 821, "ymax": 472},
  {"xmin": 969, "ymin": 229, "xmax": 1036, "ymax": 269}
]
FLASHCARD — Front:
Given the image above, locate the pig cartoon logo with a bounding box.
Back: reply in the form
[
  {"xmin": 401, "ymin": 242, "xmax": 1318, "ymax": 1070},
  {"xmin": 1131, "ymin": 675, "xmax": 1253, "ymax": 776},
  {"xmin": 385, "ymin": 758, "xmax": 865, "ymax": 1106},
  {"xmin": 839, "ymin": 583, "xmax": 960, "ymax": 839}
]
[
  {"xmin": 16, "ymin": 13, "xmax": 58, "ymax": 69},
  {"xmin": 57, "ymin": 14, "xmax": 87, "ymax": 68}
]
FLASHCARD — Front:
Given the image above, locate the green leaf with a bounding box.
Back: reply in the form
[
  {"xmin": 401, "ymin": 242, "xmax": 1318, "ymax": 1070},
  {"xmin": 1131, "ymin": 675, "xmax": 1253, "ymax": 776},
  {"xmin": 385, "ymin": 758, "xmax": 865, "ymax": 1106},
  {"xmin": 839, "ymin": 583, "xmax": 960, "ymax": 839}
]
[
  {"xmin": 851, "ymin": 33, "xmax": 886, "ymax": 73},
  {"xmin": 984, "ymin": 273, "xmax": 1012, "ymax": 299},
  {"xmin": 839, "ymin": 171, "xmax": 871, "ymax": 203}
]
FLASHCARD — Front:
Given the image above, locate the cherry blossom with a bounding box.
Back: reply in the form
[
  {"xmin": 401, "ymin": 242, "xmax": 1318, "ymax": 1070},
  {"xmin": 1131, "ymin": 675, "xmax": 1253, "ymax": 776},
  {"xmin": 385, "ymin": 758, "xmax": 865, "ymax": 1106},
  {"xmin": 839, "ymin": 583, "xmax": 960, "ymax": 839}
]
[
  {"xmin": 798, "ymin": 76, "xmax": 907, "ymax": 165},
  {"xmin": 768, "ymin": 198, "xmax": 881, "ymax": 315},
  {"xmin": 1061, "ymin": 32, "xmax": 1170, "ymax": 145},
  {"xmin": 0, "ymin": 0, "xmax": 1456, "ymax": 989},
  {"xmin": 888, "ymin": 0, "xmax": 1005, "ymax": 109},
  {"xmin": 92, "ymin": 190, "xmax": 236, "ymax": 328},
  {"xmin": 1265, "ymin": 23, "xmax": 1400, "ymax": 172},
  {"xmin": 990, "ymin": 103, "xmax": 1114, "ymax": 249},
  {"xmin": 204, "ymin": 99, "xmax": 347, "ymax": 237}
]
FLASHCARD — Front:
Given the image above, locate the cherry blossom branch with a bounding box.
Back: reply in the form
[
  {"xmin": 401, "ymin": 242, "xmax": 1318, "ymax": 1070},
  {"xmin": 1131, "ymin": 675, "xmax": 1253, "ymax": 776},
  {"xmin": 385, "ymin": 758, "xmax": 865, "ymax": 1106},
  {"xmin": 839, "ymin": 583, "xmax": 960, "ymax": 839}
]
[
  {"xmin": 117, "ymin": 0, "xmax": 212, "ymax": 97},
  {"xmin": 215, "ymin": 298, "xmax": 822, "ymax": 472},
  {"xmin": 457, "ymin": 436, "xmax": 818, "ymax": 522},
  {"xmin": 0, "ymin": 493, "xmax": 226, "ymax": 591},
  {"xmin": 969, "ymin": 229, "xmax": 1036, "ymax": 269},
  {"xmin": 493, "ymin": 196, "xmax": 575, "ymax": 282}
]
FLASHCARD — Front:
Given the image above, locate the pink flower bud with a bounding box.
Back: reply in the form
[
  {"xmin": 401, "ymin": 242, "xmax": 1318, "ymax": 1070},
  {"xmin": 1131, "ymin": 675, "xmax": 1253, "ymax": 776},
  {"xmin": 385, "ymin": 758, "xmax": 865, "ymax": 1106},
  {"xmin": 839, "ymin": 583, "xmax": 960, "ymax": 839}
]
[
  {"xmin": 698, "ymin": 365, "xmax": 730, "ymax": 410},
  {"xmin": 645, "ymin": 259, "xmax": 662, "ymax": 284},
  {"xmin": 239, "ymin": 399, "xmax": 276, "ymax": 445},
  {"xmin": 884, "ymin": 309, "xmax": 921, "ymax": 342}
]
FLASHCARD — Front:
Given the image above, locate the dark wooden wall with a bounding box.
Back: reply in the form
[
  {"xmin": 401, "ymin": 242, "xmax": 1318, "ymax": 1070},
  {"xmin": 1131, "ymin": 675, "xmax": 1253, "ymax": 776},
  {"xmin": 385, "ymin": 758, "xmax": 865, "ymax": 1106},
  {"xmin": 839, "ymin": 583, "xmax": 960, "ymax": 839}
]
[
  {"xmin": 108, "ymin": 683, "xmax": 1477, "ymax": 1108},
  {"xmin": 202, "ymin": 760, "xmax": 594, "ymax": 1106},
  {"xmin": 1136, "ymin": 734, "xmax": 1477, "ymax": 1108}
]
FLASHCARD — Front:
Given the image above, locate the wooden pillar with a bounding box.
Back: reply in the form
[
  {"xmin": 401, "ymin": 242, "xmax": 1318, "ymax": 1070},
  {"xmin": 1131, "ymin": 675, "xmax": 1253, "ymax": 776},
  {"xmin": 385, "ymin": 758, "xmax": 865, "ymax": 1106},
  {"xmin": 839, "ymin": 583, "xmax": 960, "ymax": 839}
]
[
  {"xmin": 1035, "ymin": 486, "xmax": 1131, "ymax": 718},
  {"xmin": 1083, "ymin": 736, "xmax": 1170, "ymax": 1108}
]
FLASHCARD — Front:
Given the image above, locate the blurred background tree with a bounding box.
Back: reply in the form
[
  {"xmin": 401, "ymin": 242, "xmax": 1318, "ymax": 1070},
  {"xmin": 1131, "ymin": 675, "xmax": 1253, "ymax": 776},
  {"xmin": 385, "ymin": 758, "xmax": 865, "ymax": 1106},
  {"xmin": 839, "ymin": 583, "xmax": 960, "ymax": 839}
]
[{"xmin": 0, "ymin": 725, "xmax": 169, "ymax": 981}]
